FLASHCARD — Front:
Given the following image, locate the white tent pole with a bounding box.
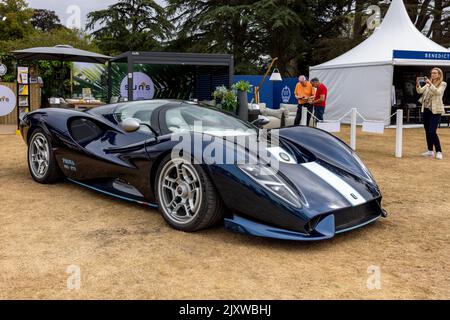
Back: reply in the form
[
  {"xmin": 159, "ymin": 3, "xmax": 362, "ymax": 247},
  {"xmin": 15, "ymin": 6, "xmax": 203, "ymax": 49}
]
[
  {"xmin": 301, "ymin": 107, "xmax": 308, "ymax": 126},
  {"xmin": 396, "ymin": 109, "xmax": 403, "ymax": 158},
  {"xmin": 350, "ymin": 108, "xmax": 357, "ymax": 151}
]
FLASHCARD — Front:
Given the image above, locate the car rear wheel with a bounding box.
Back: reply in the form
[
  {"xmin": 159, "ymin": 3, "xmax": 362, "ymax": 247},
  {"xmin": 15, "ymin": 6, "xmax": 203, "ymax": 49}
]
[
  {"xmin": 28, "ymin": 129, "xmax": 63, "ymax": 184},
  {"xmin": 156, "ymin": 155, "xmax": 224, "ymax": 232}
]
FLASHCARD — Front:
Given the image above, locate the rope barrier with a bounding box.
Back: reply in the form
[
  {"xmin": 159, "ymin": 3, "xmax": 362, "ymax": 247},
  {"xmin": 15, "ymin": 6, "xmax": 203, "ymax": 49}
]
[{"xmin": 298, "ymin": 106, "xmax": 403, "ymax": 158}]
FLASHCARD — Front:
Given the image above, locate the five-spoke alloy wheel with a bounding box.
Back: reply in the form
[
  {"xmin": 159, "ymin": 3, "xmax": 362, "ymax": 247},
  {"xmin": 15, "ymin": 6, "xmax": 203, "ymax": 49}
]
[
  {"xmin": 27, "ymin": 129, "xmax": 62, "ymax": 184},
  {"xmin": 158, "ymin": 159, "xmax": 203, "ymax": 225},
  {"xmin": 156, "ymin": 155, "xmax": 224, "ymax": 232}
]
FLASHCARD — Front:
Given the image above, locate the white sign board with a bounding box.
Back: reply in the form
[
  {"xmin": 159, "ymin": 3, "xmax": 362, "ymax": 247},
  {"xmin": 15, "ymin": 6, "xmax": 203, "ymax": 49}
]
[
  {"xmin": 0, "ymin": 85, "xmax": 17, "ymax": 116},
  {"xmin": 120, "ymin": 72, "xmax": 155, "ymax": 101},
  {"xmin": 316, "ymin": 121, "xmax": 341, "ymax": 133},
  {"xmin": 0, "ymin": 64, "xmax": 7, "ymax": 76},
  {"xmin": 362, "ymin": 121, "xmax": 385, "ymax": 134}
]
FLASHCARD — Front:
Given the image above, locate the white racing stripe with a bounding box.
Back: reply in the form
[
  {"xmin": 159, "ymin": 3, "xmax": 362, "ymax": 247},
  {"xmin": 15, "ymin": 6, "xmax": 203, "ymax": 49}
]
[{"xmin": 302, "ymin": 162, "xmax": 366, "ymax": 206}]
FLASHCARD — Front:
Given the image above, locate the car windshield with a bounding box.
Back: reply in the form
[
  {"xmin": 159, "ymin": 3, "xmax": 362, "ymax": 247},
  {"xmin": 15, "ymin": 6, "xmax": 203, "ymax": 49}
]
[
  {"xmin": 113, "ymin": 100, "xmax": 170, "ymax": 126},
  {"xmin": 166, "ymin": 104, "xmax": 256, "ymax": 136}
]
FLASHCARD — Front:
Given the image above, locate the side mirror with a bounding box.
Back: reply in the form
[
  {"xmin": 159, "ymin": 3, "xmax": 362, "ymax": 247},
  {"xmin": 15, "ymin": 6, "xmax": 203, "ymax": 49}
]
[
  {"xmin": 121, "ymin": 118, "xmax": 141, "ymax": 133},
  {"xmin": 251, "ymin": 117, "xmax": 270, "ymax": 128}
]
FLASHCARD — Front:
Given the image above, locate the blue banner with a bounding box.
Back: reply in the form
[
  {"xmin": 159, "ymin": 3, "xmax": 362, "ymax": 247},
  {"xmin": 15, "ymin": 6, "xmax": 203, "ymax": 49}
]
[
  {"xmin": 273, "ymin": 78, "xmax": 299, "ymax": 108},
  {"xmin": 393, "ymin": 50, "xmax": 450, "ymax": 61},
  {"xmin": 232, "ymin": 75, "xmax": 298, "ymax": 109}
]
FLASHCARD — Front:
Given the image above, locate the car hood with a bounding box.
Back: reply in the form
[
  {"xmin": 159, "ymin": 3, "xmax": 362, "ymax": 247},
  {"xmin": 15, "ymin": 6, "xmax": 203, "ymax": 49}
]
[
  {"xmin": 276, "ymin": 159, "xmax": 380, "ymax": 216},
  {"xmin": 229, "ymin": 131, "xmax": 381, "ymax": 216}
]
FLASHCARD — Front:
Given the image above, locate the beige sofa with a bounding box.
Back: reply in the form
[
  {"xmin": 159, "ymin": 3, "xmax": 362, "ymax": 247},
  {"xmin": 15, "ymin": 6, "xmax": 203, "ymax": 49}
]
[
  {"xmin": 258, "ymin": 103, "xmax": 284, "ymax": 129},
  {"xmin": 280, "ymin": 103, "xmax": 298, "ymax": 127}
]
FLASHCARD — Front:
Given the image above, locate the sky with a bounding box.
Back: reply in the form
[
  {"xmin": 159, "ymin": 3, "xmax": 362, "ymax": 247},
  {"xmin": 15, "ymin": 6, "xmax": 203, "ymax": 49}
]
[{"xmin": 26, "ymin": 0, "xmax": 165, "ymax": 30}]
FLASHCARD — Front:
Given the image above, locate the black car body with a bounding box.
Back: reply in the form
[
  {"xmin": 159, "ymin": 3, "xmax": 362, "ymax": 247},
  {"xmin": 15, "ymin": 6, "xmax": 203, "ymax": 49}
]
[{"xmin": 20, "ymin": 100, "xmax": 386, "ymax": 241}]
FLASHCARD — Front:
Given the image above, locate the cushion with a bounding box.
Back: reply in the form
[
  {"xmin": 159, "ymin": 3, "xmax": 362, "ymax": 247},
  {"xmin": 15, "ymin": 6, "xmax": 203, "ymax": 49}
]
[
  {"xmin": 263, "ymin": 116, "xmax": 281, "ymax": 129},
  {"xmin": 261, "ymin": 107, "xmax": 283, "ymax": 119},
  {"xmin": 280, "ymin": 103, "xmax": 298, "ymax": 113}
]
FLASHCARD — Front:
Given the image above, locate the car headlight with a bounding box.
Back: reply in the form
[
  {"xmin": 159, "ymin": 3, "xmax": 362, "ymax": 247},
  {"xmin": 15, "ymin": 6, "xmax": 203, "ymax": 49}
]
[
  {"xmin": 352, "ymin": 152, "xmax": 376, "ymax": 183},
  {"xmin": 238, "ymin": 164, "xmax": 302, "ymax": 208}
]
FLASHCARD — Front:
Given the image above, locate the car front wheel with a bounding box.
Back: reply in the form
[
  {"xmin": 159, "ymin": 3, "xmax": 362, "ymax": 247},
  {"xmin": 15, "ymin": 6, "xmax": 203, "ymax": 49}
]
[{"xmin": 156, "ymin": 155, "xmax": 224, "ymax": 232}]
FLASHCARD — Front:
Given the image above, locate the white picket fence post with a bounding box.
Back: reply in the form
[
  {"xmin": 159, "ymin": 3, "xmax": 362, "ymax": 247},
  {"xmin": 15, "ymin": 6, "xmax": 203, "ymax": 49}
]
[
  {"xmin": 350, "ymin": 108, "xmax": 357, "ymax": 151},
  {"xmin": 301, "ymin": 107, "xmax": 308, "ymax": 126},
  {"xmin": 396, "ymin": 109, "xmax": 403, "ymax": 158}
]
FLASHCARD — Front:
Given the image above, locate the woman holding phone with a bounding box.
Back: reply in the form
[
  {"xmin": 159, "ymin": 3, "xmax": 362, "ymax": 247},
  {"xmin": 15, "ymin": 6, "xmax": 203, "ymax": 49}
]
[{"xmin": 416, "ymin": 68, "xmax": 447, "ymax": 160}]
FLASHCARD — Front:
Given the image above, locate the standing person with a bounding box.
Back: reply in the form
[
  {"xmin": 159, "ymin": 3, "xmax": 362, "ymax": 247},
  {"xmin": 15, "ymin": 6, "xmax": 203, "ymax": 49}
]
[
  {"xmin": 29, "ymin": 65, "xmax": 48, "ymax": 108},
  {"xmin": 310, "ymin": 78, "xmax": 328, "ymax": 122},
  {"xmin": 416, "ymin": 68, "xmax": 447, "ymax": 160},
  {"xmin": 29, "ymin": 65, "xmax": 44, "ymax": 89},
  {"xmin": 294, "ymin": 75, "xmax": 314, "ymax": 126}
]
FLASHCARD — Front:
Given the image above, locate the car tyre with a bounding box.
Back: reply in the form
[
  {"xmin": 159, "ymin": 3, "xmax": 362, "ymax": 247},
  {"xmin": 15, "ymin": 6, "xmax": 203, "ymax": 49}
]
[
  {"xmin": 156, "ymin": 154, "xmax": 224, "ymax": 232},
  {"xmin": 28, "ymin": 128, "xmax": 63, "ymax": 184}
]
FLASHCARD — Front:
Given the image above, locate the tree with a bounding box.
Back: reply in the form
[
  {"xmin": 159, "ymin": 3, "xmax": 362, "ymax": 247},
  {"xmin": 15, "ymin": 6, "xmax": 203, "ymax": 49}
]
[
  {"xmin": 167, "ymin": 0, "xmax": 265, "ymax": 74},
  {"xmin": 0, "ymin": 28, "xmax": 99, "ymax": 92},
  {"xmin": 404, "ymin": 0, "xmax": 450, "ymax": 46},
  {"xmin": 167, "ymin": 0, "xmax": 316, "ymax": 75},
  {"xmin": 0, "ymin": 0, "xmax": 33, "ymax": 41},
  {"xmin": 31, "ymin": 9, "xmax": 63, "ymax": 31},
  {"xmin": 86, "ymin": 0, "xmax": 173, "ymax": 56}
]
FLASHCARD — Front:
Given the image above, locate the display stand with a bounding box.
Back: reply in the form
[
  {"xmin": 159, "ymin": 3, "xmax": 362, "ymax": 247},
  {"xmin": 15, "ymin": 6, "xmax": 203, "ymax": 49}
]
[{"xmin": 16, "ymin": 66, "xmax": 30, "ymax": 130}]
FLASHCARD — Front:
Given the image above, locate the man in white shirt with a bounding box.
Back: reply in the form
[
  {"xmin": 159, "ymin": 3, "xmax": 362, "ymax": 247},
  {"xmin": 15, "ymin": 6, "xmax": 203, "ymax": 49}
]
[
  {"xmin": 29, "ymin": 66, "xmax": 43, "ymax": 88},
  {"xmin": 29, "ymin": 66, "xmax": 47, "ymax": 107}
]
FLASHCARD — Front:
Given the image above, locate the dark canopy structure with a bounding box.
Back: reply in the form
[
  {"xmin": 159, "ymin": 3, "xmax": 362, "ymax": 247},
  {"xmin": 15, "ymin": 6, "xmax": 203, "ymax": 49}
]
[
  {"xmin": 110, "ymin": 51, "xmax": 234, "ymax": 101},
  {"xmin": 12, "ymin": 45, "xmax": 111, "ymax": 64}
]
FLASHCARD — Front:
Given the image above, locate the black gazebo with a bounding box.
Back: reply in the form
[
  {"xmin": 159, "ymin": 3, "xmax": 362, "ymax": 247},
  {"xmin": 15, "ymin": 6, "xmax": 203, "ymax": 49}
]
[{"xmin": 109, "ymin": 51, "xmax": 234, "ymax": 102}]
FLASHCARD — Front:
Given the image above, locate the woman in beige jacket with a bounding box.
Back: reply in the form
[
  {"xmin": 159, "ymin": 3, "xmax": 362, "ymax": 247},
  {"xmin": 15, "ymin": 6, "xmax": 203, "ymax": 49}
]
[{"xmin": 416, "ymin": 68, "xmax": 447, "ymax": 160}]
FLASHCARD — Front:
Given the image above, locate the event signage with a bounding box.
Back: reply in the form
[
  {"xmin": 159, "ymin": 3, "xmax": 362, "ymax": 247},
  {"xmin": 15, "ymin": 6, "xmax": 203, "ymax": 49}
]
[
  {"xmin": 0, "ymin": 63, "xmax": 7, "ymax": 76},
  {"xmin": 17, "ymin": 66, "xmax": 30, "ymax": 108},
  {"xmin": 281, "ymin": 86, "xmax": 291, "ymax": 103},
  {"xmin": 0, "ymin": 85, "xmax": 17, "ymax": 116},
  {"xmin": 17, "ymin": 66, "xmax": 29, "ymax": 84},
  {"xmin": 393, "ymin": 50, "xmax": 450, "ymax": 61},
  {"xmin": 120, "ymin": 72, "xmax": 155, "ymax": 100},
  {"xmin": 316, "ymin": 121, "xmax": 341, "ymax": 133},
  {"xmin": 362, "ymin": 121, "xmax": 385, "ymax": 134}
]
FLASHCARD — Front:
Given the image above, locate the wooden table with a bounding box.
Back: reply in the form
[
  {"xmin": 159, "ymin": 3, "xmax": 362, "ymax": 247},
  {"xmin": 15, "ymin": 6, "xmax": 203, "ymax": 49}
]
[{"xmin": 65, "ymin": 100, "xmax": 106, "ymax": 110}]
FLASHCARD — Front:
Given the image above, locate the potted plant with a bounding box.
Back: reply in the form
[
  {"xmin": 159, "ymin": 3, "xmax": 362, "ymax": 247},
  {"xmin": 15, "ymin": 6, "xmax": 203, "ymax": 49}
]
[
  {"xmin": 233, "ymin": 80, "xmax": 251, "ymax": 121},
  {"xmin": 213, "ymin": 86, "xmax": 238, "ymax": 112},
  {"xmin": 221, "ymin": 90, "xmax": 238, "ymax": 112}
]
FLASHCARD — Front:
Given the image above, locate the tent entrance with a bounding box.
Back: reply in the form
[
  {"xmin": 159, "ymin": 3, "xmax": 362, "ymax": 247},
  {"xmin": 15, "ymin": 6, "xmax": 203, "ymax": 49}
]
[{"xmin": 393, "ymin": 65, "xmax": 450, "ymax": 124}]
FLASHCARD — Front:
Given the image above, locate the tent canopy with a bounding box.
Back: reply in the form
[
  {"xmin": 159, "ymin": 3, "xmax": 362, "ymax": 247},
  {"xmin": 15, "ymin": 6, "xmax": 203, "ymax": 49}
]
[
  {"xmin": 311, "ymin": 0, "xmax": 450, "ymax": 70},
  {"xmin": 12, "ymin": 45, "xmax": 111, "ymax": 64},
  {"xmin": 310, "ymin": 0, "xmax": 450, "ymax": 124}
]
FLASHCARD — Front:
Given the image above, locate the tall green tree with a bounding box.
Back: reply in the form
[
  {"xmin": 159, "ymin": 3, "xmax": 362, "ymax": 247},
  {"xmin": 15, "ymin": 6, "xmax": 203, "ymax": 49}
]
[
  {"xmin": 0, "ymin": 0, "xmax": 33, "ymax": 41},
  {"xmin": 167, "ymin": 0, "xmax": 315, "ymax": 75},
  {"xmin": 31, "ymin": 9, "xmax": 63, "ymax": 31},
  {"xmin": 0, "ymin": 27, "xmax": 99, "ymax": 90},
  {"xmin": 86, "ymin": 0, "xmax": 173, "ymax": 56},
  {"xmin": 167, "ymin": 0, "xmax": 265, "ymax": 74}
]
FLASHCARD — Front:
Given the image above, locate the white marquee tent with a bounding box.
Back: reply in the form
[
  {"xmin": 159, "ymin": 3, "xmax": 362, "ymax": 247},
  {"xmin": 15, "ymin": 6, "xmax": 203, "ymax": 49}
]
[{"xmin": 310, "ymin": 0, "xmax": 450, "ymax": 124}]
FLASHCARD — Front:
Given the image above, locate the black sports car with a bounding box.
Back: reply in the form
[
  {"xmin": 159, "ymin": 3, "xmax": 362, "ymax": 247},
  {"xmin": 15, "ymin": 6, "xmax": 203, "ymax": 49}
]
[{"xmin": 20, "ymin": 100, "xmax": 386, "ymax": 241}]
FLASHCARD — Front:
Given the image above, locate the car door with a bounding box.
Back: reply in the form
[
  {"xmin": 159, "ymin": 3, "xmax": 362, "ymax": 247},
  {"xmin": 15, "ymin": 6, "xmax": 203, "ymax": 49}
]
[{"xmin": 62, "ymin": 115, "xmax": 156, "ymax": 187}]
